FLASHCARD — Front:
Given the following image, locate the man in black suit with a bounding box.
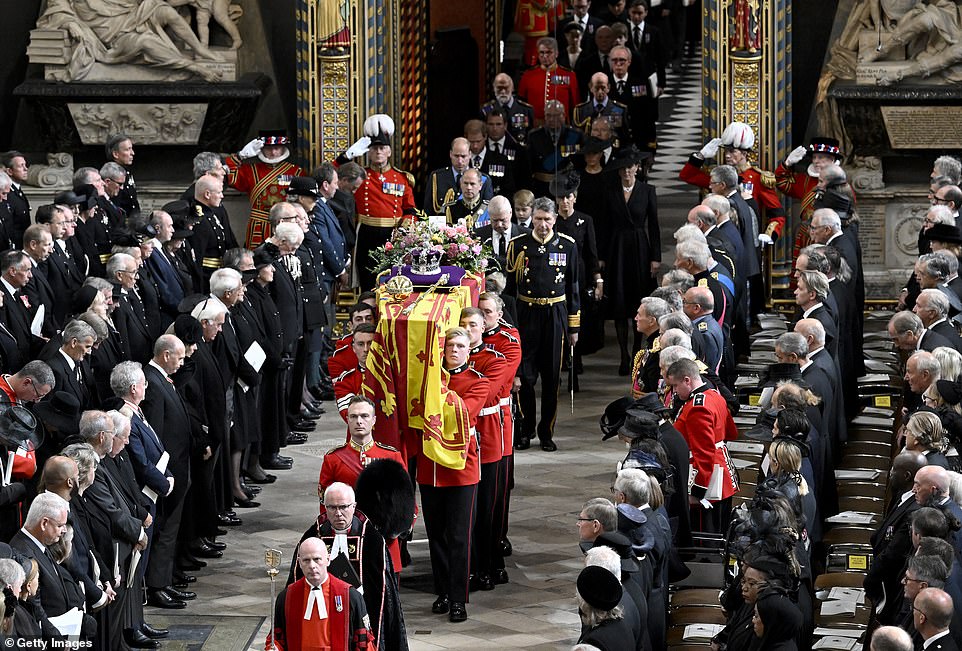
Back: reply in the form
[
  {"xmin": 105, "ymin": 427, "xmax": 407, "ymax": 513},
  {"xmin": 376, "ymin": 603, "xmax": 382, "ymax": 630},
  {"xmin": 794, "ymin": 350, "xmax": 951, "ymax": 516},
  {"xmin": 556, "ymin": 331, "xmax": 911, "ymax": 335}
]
[
  {"xmin": 2, "ymin": 151, "xmax": 31, "ymax": 247},
  {"xmin": 915, "ymin": 289, "xmax": 962, "ymax": 352},
  {"xmin": 864, "ymin": 450, "xmax": 926, "ymax": 624},
  {"xmin": 795, "ymin": 318, "xmax": 847, "ymax": 454},
  {"xmin": 793, "ymin": 270, "xmax": 838, "ymax": 358},
  {"xmin": 915, "ymin": 588, "xmax": 960, "ymax": 651},
  {"xmin": 323, "ymin": 161, "xmax": 364, "ymax": 256},
  {"xmin": 41, "ymin": 319, "xmax": 97, "ymax": 414},
  {"xmin": 141, "ymin": 336, "xmax": 194, "ymax": 609},
  {"xmin": 0, "ymin": 249, "xmax": 42, "ymax": 364},
  {"xmin": 484, "ymin": 108, "xmax": 531, "ymax": 192},
  {"xmin": 145, "ymin": 209, "xmax": 188, "ymax": 324},
  {"xmin": 915, "ymin": 465, "xmax": 962, "ymax": 558},
  {"xmin": 22, "ymin": 224, "xmax": 59, "ymax": 338},
  {"xmin": 9, "ymin": 491, "xmax": 86, "ymax": 633},
  {"xmin": 626, "ymin": 0, "xmax": 668, "ymax": 93},
  {"xmin": 557, "ymin": 0, "xmax": 604, "ymax": 52},
  {"xmin": 608, "ymin": 45, "xmax": 657, "ymax": 152},
  {"xmin": 105, "ymin": 134, "xmax": 139, "ymax": 217},
  {"xmin": 776, "ymin": 332, "xmax": 843, "ymax": 461},
  {"xmin": 36, "ymin": 205, "xmax": 84, "ymax": 325},
  {"xmin": 574, "ymin": 25, "xmax": 616, "ymax": 97},
  {"xmin": 465, "ymin": 120, "xmax": 517, "ymax": 199},
  {"xmin": 0, "ymin": 173, "xmax": 16, "ymax": 252},
  {"xmin": 813, "ymin": 207, "xmax": 864, "ymax": 371},
  {"xmin": 424, "ymin": 137, "xmax": 494, "ymax": 214},
  {"xmin": 475, "ymin": 196, "xmax": 523, "ymax": 272},
  {"xmin": 889, "ymin": 311, "xmax": 952, "ymax": 355},
  {"xmin": 108, "ymin": 252, "xmax": 152, "ymax": 363}
]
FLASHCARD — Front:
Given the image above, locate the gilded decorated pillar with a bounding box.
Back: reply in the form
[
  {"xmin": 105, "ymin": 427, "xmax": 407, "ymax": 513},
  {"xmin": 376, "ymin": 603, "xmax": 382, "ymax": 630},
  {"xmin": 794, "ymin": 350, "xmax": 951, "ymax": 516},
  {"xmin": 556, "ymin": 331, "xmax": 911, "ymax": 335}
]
[
  {"xmin": 296, "ymin": 0, "xmax": 428, "ymax": 177},
  {"xmin": 703, "ymin": 0, "xmax": 792, "ymax": 276}
]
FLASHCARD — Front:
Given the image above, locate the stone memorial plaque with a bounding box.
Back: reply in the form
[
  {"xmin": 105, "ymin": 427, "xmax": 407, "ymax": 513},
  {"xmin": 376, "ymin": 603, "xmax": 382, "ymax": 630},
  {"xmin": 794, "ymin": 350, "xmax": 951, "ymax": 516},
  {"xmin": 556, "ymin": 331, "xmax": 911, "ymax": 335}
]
[
  {"xmin": 881, "ymin": 106, "xmax": 962, "ymax": 149},
  {"xmin": 68, "ymin": 103, "xmax": 209, "ymax": 145},
  {"xmin": 858, "ymin": 203, "xmax": 886, "ymax": 267},
  {"xmin": 889, "ymin": 204, "xmax": 926, "ymax": 269}
]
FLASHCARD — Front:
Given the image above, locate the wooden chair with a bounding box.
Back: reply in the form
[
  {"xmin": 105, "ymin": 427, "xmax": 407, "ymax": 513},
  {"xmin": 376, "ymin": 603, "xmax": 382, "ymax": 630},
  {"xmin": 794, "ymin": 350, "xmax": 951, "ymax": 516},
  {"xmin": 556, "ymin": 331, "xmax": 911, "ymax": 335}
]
[
  {"xmin": 670, "ymin": 589, "xmax": 723, "ymax": 610},
  {"xmin": 814, "ymin": 572, "xmax": 867, "ymax": 591},
  {"xmin": 836, "ymin": 482, "xmax": 887, "ymax": 500},
  {"xmin": 843, "ymin": 441, "xmax": 893, "ymax": 457},
  {"xmin": 839, "ymin": 455, "xmax": 891, "ymax": 472},
  {"xmin": 838, "ymin": 496, "xmax": 885, "ymax": 514},
  {"xmin": 669, "ymin": 607, "xmax": 727, "ymax": 626},
  {"xmin": 822, "ymin": 527, "xmax": 874, "ymax": 548}
]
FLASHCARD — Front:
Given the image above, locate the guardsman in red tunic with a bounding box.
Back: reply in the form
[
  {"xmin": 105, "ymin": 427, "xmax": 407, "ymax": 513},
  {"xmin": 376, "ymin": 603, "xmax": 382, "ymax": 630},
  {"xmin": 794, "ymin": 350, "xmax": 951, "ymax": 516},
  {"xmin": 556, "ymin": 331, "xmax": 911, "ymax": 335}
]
[
  {"xmin": 460, "ymin": 307, "xmax": 510, "ymax": 592},
  {"xmin": 329, "ymin": 302, "xmax": 377, "ymax": 380},
  {"xmin": 317, "ymin": 398, "xmax": 406, "ymax": 575},
  {"xmin": 478, "ymin": 293, "xmax": 522, "ymax": 572},
  {"xmin": 270, "ymin": 537, "xmax": 373, "ymax": 651},
  {"xmin": 227, "ymin": 130, "xmax": 303, "ymax": 249},
  {"xmin": 332, "ymin": 325, "xmax": 401, "ymax": 452},
  {"xmin": 417, "ymin": 328, "xmax": 490, "ymax": 623},
  {"xmin": 517, "ymin": 37, "xmax": 580, "ymax": 122},
  {"xmin": 336, "ymin": 115, "xmax": 416, "ymax": 290},
  {"xmin": 664, "ymin": 358, "xmax": 738, "ymax": 535},
  {"xmin": 774, "ymin": 137, "xmax": 847, "ymax": 263},
  {"xmin": 678, "ymin": 121, "xmax": 786, "ymax": 242}
]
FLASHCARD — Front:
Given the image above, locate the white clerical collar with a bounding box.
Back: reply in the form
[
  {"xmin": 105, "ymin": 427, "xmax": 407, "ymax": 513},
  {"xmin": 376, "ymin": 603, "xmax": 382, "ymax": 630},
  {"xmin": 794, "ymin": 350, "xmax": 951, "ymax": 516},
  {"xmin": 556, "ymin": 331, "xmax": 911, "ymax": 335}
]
[{"xmin": 303, "ymin": 575, "xmax": 329, "ymax": 620}]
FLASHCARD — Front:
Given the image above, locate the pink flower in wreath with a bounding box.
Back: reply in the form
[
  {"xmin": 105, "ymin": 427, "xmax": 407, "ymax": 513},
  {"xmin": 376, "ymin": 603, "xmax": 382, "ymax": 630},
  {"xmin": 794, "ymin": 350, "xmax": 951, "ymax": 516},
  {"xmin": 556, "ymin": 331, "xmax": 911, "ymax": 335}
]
[
  {"xmin": 384, "ymin": 241, "xmax": 394, "ymax": 251},
  {"xmin": 458, "ymin": 244, "xmax": 468, "ymax": 253}
]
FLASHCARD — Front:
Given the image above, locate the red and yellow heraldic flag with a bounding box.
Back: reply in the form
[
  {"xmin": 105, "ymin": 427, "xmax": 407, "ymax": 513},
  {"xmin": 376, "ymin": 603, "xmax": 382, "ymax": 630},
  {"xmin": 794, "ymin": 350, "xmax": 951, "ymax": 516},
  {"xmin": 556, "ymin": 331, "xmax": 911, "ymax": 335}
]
[{"xmin": 369, "ymin": 275, "xmax": 482, "ymax": 469}]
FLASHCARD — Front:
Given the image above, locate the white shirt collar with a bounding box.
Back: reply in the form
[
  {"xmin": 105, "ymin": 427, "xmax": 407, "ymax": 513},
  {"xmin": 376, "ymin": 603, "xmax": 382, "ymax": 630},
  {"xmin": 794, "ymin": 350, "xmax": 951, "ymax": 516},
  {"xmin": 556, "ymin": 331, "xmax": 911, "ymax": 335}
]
[
  {"xmin": 801, "ymin": 302, "xmax": 823, "ymax": 318},
  {"xmin": 19, "ymin": 527, "xmax": 47, "ymax": 555},
  {"xmin": 809, "ymin": 345, "xmax": 824, "ymax": 357},
  {"xmin": 923, "ymin": 630, "xmax": 951, "ymax": 648},
  {"xmin": 489, "ymin": 136, "xmax": 506, "ymax": 149},
  {"xmin": 148, "ymin": 359, "xmax": 169, "ymax": 381},
  {"xmin": 1, "ymin": 277, "xmax": 18, "ymax": 297},
  {"xmin": 799, "ymin": 360, "xmax": 812, "ymax": 372},
  {"xmin": 59, "ymin": 349, "xmax": 76, "ymax": 371}
]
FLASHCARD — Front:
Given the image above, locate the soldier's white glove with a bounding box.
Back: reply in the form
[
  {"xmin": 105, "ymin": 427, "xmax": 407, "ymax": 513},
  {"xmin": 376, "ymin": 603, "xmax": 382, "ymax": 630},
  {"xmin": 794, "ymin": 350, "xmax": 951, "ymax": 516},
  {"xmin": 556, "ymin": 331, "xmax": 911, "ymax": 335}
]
[
  {"xmin": 785, "ymin": 146, "xmax": 807, "ymax": 167},
  {"xmin": 758, "ymin": 233, "xmax": 774, "ymax": 246},
  {"xmin": 345, "ymin": 136, "xmax": 372, "ymax": 160},
  {"xmin": 238, "ymin": 138, "xmax": 263, "ymax": 159},
  {"xmin": 699, "ymin": 138, "xmax": 723, "ymax": 159}
]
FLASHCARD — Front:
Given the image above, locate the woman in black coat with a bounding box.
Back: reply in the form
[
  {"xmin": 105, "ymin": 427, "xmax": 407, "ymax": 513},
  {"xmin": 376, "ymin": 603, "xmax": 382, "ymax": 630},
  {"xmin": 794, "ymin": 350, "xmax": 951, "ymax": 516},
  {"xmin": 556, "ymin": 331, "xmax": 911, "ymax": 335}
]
[
  {"xmin": 601, "ymin": 147, "xmax": 661, "ymax": 373},
  {"xmin": 751, "ymin": 590, "xmax": 802, "ymax": 651}
]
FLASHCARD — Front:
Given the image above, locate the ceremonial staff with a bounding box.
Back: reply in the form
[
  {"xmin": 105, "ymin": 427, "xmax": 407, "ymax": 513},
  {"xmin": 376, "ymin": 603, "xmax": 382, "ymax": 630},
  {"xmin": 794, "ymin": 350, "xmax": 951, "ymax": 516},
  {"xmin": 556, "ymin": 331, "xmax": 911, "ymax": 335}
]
[{"xmin": 265, "ymin": 548, "xmax": 281, "ymax": 649}]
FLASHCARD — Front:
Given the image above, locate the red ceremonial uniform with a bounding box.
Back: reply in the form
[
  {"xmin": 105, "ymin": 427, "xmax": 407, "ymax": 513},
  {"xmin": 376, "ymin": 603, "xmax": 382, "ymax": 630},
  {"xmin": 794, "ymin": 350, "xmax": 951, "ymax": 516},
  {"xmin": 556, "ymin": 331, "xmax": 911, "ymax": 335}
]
[
  {"xmin": 0, "ymin": 376, "xmax": 36, "ymax": 479},
  {"xmin": 318, "ymin": 440, "xmax": 405, "ymax": 497},
  {"xmin": 517, "ymin": 64, "xmax": 580, "ymax": 122},
  {"xmin": 416, "ymin": 365, "xmax": 489, "ymax": 488},
  {"xmin": 270, "ymin": 575, "xmax": 372, "ymax": 651},
  {"xmin": 352, "ymin": 165, "xmax": 416, "ymax": 289},
  {"xmin": 332, "ymin": 367, "xmax": 401, "ymax": 453},
  {"xmin": 225, "ymin": 155, "xmax": 303, "ymax": 249},
  {"xmin": 468, "ymin": 345, "xmax": 509, "ymax": 464},
  {"xmin": 481, "ymin": 325, "xmax": 522, "ymax": 455},
  {"xmin": 678, "ymin": 156, "xmax": 786, "ymax": 239},
  {"xmin": 774, "ymin": 163, "xmax": 819, "ymax": 261},
  {"xmin": 673, "ymin": 385, "xmax": 739, "ymax": 501},
  {"xmin": 513, "ymin": 0, "xmax": 566, "ymax": 67},
  {"xmin": 329, "ymin": 338, "xmax": 358, "ymax": 380}
]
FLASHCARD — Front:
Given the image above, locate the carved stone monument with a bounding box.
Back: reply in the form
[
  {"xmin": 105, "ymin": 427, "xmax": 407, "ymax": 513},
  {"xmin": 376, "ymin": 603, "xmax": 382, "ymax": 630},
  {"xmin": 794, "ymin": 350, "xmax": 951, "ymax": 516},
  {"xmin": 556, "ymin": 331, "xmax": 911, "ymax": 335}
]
[
  {"xmin": 814, "ymin": 0, "xmax": 962, "ymax": 297},
  {"xmin": 15, "ymin": 0, "xmax": 269, "ymax": 153}
]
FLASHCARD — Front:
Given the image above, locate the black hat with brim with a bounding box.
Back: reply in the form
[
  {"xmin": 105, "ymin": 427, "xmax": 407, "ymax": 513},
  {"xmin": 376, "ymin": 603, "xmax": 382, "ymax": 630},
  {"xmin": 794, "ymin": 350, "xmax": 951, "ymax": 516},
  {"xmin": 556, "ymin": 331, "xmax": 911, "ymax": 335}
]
[
  {"xmin": 577, "ymin": 565, "xmax": 623, "ymax": 612},
  {"xmin": 928, "ymin": 223, "xmax": 962, "ymax": 245},
  {"xmin": 603, "ymin": 146, "xmax": 651, "ymax": 173},
  {"xmin": 32, "ymin": 392, "xmax": 81, "ymax": 438}
]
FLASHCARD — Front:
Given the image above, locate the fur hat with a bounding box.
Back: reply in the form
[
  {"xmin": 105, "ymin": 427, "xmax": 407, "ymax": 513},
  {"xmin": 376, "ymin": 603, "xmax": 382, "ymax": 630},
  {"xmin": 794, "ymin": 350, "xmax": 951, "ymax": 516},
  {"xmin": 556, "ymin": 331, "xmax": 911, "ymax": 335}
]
[{"xmin": 355, "ymin": 458, "xmax": 416, "ymax": 540}]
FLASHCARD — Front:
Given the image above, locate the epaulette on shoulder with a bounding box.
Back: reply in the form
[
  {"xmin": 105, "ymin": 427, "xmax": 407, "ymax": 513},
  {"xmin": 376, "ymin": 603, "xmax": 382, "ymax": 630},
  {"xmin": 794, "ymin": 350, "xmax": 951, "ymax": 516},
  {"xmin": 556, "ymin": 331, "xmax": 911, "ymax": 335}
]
[
  {"xmin": 754, "ymin": 167, "xmax": 776, "ymax": 188},
  {"xmin": 516, "ymin": 98, "xmax": 534, "ymax": 109},
  {"xmin": 395, "ymin": 168, "xmax": 416, "ymax": 187},
  {"xmin": 374, "ymin": 442, "xmax": 400, "ymax": 452},
  {"xmin": 558, "ymin": 232, "xmax": 576, "ymax": 243},
  {"xmin": 509, "ymin": 232, "xmax": 528, "ymax": 242},
  {"xmin": 468, "ymin": 367, "xmax": 485, "ymax": 378},
  {"xmin": 335, "ymin": 368, "xmax": 357, "ymax": 382},
  {"xmin": 325, "ymin": 443, "xmax": 348, "ymax": 455},
  {"xmin": 611, "ymin": 99, "xmax": 628, "ymax": 110}
]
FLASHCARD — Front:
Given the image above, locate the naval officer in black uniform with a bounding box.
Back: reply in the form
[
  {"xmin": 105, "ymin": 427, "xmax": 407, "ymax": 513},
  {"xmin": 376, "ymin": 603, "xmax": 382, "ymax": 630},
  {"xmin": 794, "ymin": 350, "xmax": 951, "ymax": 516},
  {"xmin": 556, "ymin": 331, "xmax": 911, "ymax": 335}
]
[{"xmin": 505, "ymin": 196, "xmax": 581, "ymax": 452}]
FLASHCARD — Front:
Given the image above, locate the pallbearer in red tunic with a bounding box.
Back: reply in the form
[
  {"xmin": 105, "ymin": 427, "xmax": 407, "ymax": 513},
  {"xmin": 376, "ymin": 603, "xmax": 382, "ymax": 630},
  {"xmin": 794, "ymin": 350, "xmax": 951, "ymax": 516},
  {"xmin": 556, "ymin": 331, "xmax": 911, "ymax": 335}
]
[
  {"xmin": 271, "ymin": 537, "xmax": 373, "ymax": 651},
  {"xmin": 460, "ymin": 307, "xmax": 510, "ymax": 592},
  {"xmin": 319, "ymin": 396, "xmax": 405, "ymax": 497},
  {"xmin": 478, "ymin": 292, "xmax": 523, "ymax": 580},
  {"xmin": 774, "ymin": 137, "xmax": 847, "ymax": 263},
  {"xmin": 329, "ymin": 302, "xmax": 377, "ymax": 379},
  {"xmin": 332, "ymin": 325, "xmax": 401, "ymax": 452},
  {"xmin": 417, "ymin": 328, "xmax": 490, "ymax": 623},
  {"xmin": 227, "ymin": 130, "xmax": 303, "ymax": 249}
]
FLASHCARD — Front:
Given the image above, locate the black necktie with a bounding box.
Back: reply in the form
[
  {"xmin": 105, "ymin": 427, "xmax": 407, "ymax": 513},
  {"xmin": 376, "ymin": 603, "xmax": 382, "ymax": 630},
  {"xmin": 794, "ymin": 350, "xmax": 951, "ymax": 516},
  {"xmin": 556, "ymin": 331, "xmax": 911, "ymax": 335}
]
[
  {"xmin": 602, "ymin": 53, "xmax": 609, "ymax": 72},
  {"xmin": 617, "ymin": 80, "xmax": 626, "ymax": 94},
  {"xmin": 494, "ymin": 142, "xmax": 501, "ymax": 154},
  {"xmin": 497, "ymin": 234, "xmax": 505, "ymax": 258},
  {"xmin": 454, "ymin": 173, "xmax": 462, "ymax": 188},
  {"xmin": 634, "ymin": 26, "xmax": 642, "ymax": 51},
  {"xmin": 472, "ymin": 155, "xmax": 481, "ymax": 169}
]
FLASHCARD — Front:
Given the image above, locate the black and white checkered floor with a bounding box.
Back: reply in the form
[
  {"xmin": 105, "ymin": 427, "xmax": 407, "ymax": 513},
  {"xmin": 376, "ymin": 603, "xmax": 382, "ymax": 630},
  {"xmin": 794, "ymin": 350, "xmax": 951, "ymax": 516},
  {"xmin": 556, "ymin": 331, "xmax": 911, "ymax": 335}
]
[{"xmin": 649, "ymin": 56, "xmax": 704, "ymax": 198}]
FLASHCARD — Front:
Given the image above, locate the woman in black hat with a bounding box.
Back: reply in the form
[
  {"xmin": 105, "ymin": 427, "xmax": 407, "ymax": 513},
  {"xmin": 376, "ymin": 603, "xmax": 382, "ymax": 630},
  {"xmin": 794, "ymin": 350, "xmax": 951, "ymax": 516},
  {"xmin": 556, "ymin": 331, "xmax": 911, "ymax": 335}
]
[
  {"xmin": 601, "ymin": 146, "xmax": 661, "ymax": 370},
  {"xmin": 572, "ymin": 135, "xmax": 611, "ymax": 230},
  {"xmin": 575, "ymin": 565, "xmax": 634, "ymax": 650}
]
